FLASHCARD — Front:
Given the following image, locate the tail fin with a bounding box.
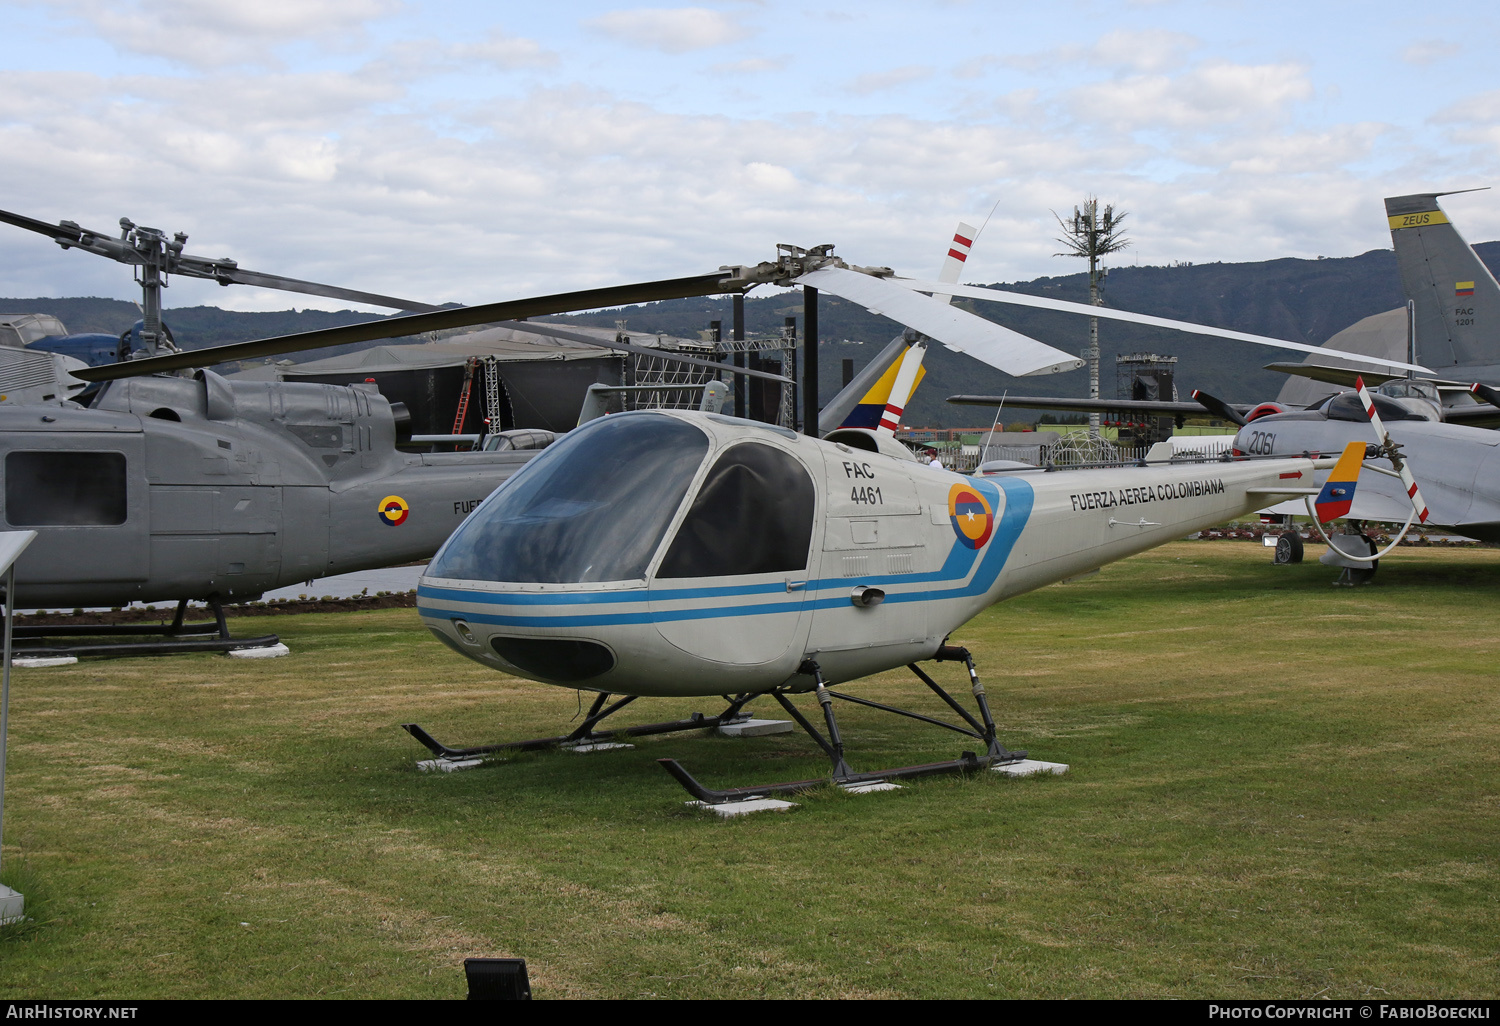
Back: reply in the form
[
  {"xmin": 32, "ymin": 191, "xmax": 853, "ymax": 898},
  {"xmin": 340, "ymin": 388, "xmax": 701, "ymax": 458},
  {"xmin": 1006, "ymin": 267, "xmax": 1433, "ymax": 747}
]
[
  {"xmin": 1385, "ymin": 190, "xmax": 1498, "ymax": 371},
  {"xmin": 1313, "ymin": 441, "xmax": 1366, "ymax": 522},
  {"xmin": 817, "ymin": 334, "xmax": 925, "ymax": 433}
]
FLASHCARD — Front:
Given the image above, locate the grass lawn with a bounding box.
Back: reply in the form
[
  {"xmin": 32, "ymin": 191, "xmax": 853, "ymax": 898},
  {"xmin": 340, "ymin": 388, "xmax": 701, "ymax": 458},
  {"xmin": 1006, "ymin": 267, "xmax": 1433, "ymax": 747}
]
[{"xmin": 1, "ymin": 540, "xmax": 1497, "ymax": 999}]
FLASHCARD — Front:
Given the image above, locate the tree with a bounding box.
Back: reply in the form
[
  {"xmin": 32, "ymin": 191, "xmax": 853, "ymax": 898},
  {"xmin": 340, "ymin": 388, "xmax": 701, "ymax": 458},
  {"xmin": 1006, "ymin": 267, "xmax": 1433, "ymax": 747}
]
[{"xmin": 1054, "ymin": 198, "xmax": 1131, "ymax": 436}]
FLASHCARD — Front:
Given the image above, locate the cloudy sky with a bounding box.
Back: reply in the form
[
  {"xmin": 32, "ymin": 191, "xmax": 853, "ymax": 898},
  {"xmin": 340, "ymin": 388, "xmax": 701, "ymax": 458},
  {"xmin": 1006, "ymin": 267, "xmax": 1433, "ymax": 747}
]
[{"xmin": 1, "ymin": 0, "xmax": 1497, "ymax": 313}]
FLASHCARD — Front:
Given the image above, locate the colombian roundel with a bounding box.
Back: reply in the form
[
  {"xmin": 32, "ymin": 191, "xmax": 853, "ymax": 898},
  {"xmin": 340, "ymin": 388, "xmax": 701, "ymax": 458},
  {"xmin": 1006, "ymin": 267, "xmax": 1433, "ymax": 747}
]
[
  {"xmin": 377, "ymin": 494, "xmax": 410, "ymax": 527},
  {"xmin": 948, "ymin": 483, "xmax": 993, "ymax": 550}
]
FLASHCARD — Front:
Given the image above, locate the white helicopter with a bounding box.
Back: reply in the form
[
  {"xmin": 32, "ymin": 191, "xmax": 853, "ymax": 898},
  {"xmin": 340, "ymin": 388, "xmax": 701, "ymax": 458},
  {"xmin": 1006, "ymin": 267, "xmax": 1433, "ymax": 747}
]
[{"xmin": 402, "ymin": 241, "xmax": 1425, "ymax": 804}]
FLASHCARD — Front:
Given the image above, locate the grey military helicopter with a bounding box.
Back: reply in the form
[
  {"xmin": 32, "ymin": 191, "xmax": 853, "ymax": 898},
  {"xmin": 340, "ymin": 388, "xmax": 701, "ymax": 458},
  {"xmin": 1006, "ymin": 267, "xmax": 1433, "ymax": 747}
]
[{"xmin": 0, "ymin": 208, "xmax": 797, "ymax": 656}]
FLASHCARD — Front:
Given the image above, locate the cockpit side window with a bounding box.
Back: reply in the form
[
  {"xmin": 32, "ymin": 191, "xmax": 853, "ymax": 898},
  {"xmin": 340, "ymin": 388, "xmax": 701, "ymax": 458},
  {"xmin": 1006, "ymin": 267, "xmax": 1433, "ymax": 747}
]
[
  {"xmin": 656, "ymin": 442, "xmax": 814, "ymax": 579},
  {"xmin": 427, "ymin": 413, "xmax": 709, "ymax": 584}
]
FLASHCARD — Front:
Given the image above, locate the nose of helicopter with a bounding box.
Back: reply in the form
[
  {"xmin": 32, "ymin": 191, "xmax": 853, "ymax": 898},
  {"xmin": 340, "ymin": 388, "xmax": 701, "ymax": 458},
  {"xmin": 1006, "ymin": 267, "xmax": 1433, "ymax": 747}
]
[{"xmin": 416, "ymin": 410, "xmax": 725, "ymax": 694}]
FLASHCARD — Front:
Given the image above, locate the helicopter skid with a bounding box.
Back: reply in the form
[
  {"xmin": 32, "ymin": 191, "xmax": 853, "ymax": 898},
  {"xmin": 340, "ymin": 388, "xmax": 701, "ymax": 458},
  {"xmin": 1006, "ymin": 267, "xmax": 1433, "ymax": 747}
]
[
  {"xmin": 402, "ymin": 692, "xmax": 758, "ymax": 763},
  {"xmin": 658, "ymin": 750, "xmax": 1019, "ymax": 804},
  {"xmin": 655, "ymin": 650, "xmax": 1031, "ymax": 804},
  {"xmin": 13, "ymin": 634, "xmax": 284, "ymax": 659}
]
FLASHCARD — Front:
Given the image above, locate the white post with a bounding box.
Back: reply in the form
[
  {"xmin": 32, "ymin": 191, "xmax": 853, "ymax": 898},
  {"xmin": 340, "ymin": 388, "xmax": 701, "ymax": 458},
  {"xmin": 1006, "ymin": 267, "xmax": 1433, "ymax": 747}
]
[{"xmin": 0, "ymin": 531, "xmax": 37, "ymax": 927}]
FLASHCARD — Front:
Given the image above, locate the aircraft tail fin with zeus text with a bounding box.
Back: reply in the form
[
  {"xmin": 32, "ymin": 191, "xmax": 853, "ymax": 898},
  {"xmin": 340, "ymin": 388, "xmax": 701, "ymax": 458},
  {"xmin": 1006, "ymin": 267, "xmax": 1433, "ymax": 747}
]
[{"xmin": 1386, "ymin": 190, "xmax": 1500, "ymax": 372}]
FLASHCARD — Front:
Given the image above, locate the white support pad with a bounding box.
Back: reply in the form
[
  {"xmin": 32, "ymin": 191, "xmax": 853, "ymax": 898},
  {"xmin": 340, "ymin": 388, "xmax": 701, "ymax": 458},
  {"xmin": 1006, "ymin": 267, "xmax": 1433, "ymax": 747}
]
[
  {"xmin": 686, "ymin": 798, "xmax": 798, "ymax": 817},
  {"xmin": 992, "ymin": 759, "xmax": 1070, "ymax": 777},
  {"xmin": 718, "ymin": 718, "xmax": 795, "ymax": 738},
  {"xmin": 840, "ymin": 780, "xmax": 903, "ymax": 794},
  {"xmin": 417, "ymin": 757, "xmax": 485, "ymax": 773},
  {"xmin": 228, "ymin": 643, "xmax": 291, "ymax": 659},
  {"xmin": 13, "ymin": 656, "xmax": 76, "ymax": 668},
  {"xmin": 562, "ymin": 741, "xmax": 634, "ymax": 753},
  {"xmin": 0, "ymin": 884, "xmax": 23, "ymax": 926}
]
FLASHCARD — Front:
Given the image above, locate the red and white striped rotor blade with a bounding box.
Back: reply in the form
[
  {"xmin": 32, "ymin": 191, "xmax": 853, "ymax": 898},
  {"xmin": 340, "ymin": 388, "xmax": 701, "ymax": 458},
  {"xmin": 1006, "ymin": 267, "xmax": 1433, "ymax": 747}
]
[
  {"xmin": 933, "ymin": 221, "xmax": 977, "ymax": 307},
  {"xmin": 1355, "ymin": 376, "xmax": 1430, "ymax": 523}
]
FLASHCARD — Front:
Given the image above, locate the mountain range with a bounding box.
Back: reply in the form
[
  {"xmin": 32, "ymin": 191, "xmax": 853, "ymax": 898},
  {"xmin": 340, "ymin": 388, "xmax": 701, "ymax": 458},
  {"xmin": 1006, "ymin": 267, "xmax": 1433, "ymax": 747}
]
[{"xmin": 6, "ymin": 241, "xmax": 1497, "ymax": 428}]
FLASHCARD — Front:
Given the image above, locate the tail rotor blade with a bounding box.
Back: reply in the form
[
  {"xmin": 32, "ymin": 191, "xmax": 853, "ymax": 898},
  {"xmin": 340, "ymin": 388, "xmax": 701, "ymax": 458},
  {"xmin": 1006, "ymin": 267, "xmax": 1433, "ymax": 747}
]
[{"xmin": 1355, "ymin": 376, "xmax": 1429, "ymax": 523}]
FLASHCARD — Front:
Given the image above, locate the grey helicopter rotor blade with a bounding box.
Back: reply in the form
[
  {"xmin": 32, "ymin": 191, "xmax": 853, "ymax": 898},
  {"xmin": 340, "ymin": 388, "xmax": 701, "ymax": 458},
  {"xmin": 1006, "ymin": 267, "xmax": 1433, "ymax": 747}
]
[
  {"xmin": 794, "ymin": 265, "xmax": 1082, "ymax": 377},
  {"xmin": 171, "ymin": 258, "xmax": 444, "ymax": 313},
  {"xmin": 73, "ymin": 272, "xmax": 740, "ymax": 382},
  {"xmin": 0, "ymin": 206, "xmax": 90, "ymax": 246},
  {"xmin": 894, "ymin": 275, "xmax": 1433, "ymax": 378},
  {"xmin": 0, "ymin": 205, "xmax": 439, "ymax": 313},
  {"xmin": 495, "ymin": 320, "xmax": 791, "ymax": 383}
]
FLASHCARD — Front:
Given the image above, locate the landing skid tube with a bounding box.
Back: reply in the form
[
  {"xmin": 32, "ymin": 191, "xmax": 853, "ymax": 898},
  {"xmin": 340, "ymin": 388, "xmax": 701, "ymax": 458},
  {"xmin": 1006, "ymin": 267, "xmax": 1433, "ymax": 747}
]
[
  {"xmin": 403, "ymin": 692, "xmax": 758, "ymax": 762},
  {"xmin": 14, "ymin": 597, "xmax": 281, "ymax": 658},
  {"xmin": 657, "ymin": 646, "xmax": 1028, "ymax": 804}
]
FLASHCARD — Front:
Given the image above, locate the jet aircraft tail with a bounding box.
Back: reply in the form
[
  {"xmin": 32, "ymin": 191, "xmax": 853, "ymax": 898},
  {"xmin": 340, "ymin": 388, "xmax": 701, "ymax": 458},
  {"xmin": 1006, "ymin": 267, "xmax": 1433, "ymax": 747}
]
[{"xmin": 1386, "ymin": 191, "xmax": 1499, "ymax": 371}]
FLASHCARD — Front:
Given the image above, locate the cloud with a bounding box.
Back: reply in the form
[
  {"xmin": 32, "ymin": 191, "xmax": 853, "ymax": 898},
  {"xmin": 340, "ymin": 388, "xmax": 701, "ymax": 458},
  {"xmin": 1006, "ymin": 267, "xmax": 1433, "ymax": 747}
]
[
  {"xmin": 999, "ymin": 29, "xmax": 1198, "ymax": 76},
  {"xmin": 954, "ymin": 55, "xmax": 1002, "ymax": 80},
  {"xmin": 1402, "ymin": 39, "xmax": 1461, "ymax": 65},
  {"xmin": 1089, "ymin": 29, "xmax": 1198, "ymax": 74},
  {"xmin": 53, "ymin": 0, "xmax": 400, "ymax": 68},
  {"xmin": 711, "ymin": 56, "xmax": 787, "ymax": 74},
  {"xmin": 584, "ymin": 7, "xmax": 750, "ymax": 54},
  {"xmin": 1064, "ymin": 61, "xmax": 1313, "ymax": 133},
  {"xmin": 0, "ymin": 38, "xmax": 1487, "ymax": 317},
  {"xmin": 847, "ymin": 66, "xmax": 933, "ymax": 96},
  {"xmin": 453, "ymin": 29, "xmax": 559, "ymax": 70}
]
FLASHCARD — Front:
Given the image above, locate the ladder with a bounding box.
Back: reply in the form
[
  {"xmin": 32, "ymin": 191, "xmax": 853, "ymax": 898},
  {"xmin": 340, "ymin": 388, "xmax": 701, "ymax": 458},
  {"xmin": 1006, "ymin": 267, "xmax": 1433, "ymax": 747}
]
[{"xmin": 451, "ymin": 357, "xmax": 479, "ymax": 435}]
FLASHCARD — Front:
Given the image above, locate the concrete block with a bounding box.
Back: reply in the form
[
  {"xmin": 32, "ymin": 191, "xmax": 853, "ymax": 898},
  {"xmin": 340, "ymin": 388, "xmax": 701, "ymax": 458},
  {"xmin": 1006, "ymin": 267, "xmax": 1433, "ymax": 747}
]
[
  {"xmin": 417, "ymin": 757, "xmax": 484, "ymax": 773},
  {"xmin": 562, "ymin": 741, "xmax": 634, "ymax": 753},
  {"xmin": 840, "ymin": 780, "xmax": 903, "ymax": 794},
  {"xmin": 718, "ymin": 718, "xmax": 795, "ymax": 737},
  {"xmin": 992, "ymin": 759, "xmax": 1070, "ymax": 778},
  {"xmin": 0, "ymin": 885, "xmax": 23, "ymax": 927},
  {"xmin": 686, "ymin": 798, "xmax": 797, "ymax": 817},
  {"xmin": 13, "ymin": 656, "xmax": 76, "ymax": 668},
  {"xmin": 229, "ymin": 643, "xmax": 290, "ymax": 659}
]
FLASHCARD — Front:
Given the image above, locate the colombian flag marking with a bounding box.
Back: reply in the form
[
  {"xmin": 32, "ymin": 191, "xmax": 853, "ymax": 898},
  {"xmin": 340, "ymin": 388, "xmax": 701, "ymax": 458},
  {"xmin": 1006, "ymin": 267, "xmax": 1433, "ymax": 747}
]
[
  {"xmin": 378, "ymin": 494, "xmax": 410, "ymax": 527},
  {"xmin": 948, "ymin": 483, "xmax": 994, "ymax": 550},
  {"xmin": 1456, "ymin": 281, "xmax": 1475, "ymax": 297}
]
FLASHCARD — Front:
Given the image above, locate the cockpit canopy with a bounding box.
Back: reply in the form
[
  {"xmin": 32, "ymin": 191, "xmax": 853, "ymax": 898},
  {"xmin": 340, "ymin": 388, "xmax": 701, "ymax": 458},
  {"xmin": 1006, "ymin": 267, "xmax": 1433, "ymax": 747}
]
[
  {"xmin": 1310, "ymin": 391, "xmax": 1429, "ymax": 423},
  {"xmin": 428, "ymin": 412, "xmax": 816, "ymax": 585}
]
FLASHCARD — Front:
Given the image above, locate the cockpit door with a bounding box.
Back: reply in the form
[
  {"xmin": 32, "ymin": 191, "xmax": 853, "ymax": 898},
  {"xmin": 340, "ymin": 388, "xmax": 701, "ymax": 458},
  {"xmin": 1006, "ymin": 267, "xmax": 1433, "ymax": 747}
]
[
  {"xmin": 647, "ymin": 441, "xmax": 819, "ymax": 667},
  {"xmin": 812, "ymin": 448, "xmax": 930, "ymax": 653}
]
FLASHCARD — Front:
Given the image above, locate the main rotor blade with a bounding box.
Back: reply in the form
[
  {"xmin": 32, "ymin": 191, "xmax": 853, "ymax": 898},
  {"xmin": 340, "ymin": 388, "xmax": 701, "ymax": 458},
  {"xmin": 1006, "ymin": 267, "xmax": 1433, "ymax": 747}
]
[
  {"xmin": 73, "ymin": 273, "xmax": 738, "ymax": 382},
  {"xmin": 947, "ymin": 394, "xmax": 1213, "ymax": 416},
  {"xmin": 0, "ymin": 207, "xmax": 89, "ymax": 246},
  {"xmin": 495, "ymin": 320, "xmax": 791, "ymax": 383},
  {"xmin": 1, "ymin": 206, "xmax": 444, "ymax": 312},
  {"xmin": 796, "ymin": 266, "xmax": 1081, "ymax": 377},
  {"xmin": 896, "ymin": 277, "xmax": 1433, "ymax": 377},
  {"xmin": 175, "ymin": 260, "xmax": 443, "ymax": 312}
]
